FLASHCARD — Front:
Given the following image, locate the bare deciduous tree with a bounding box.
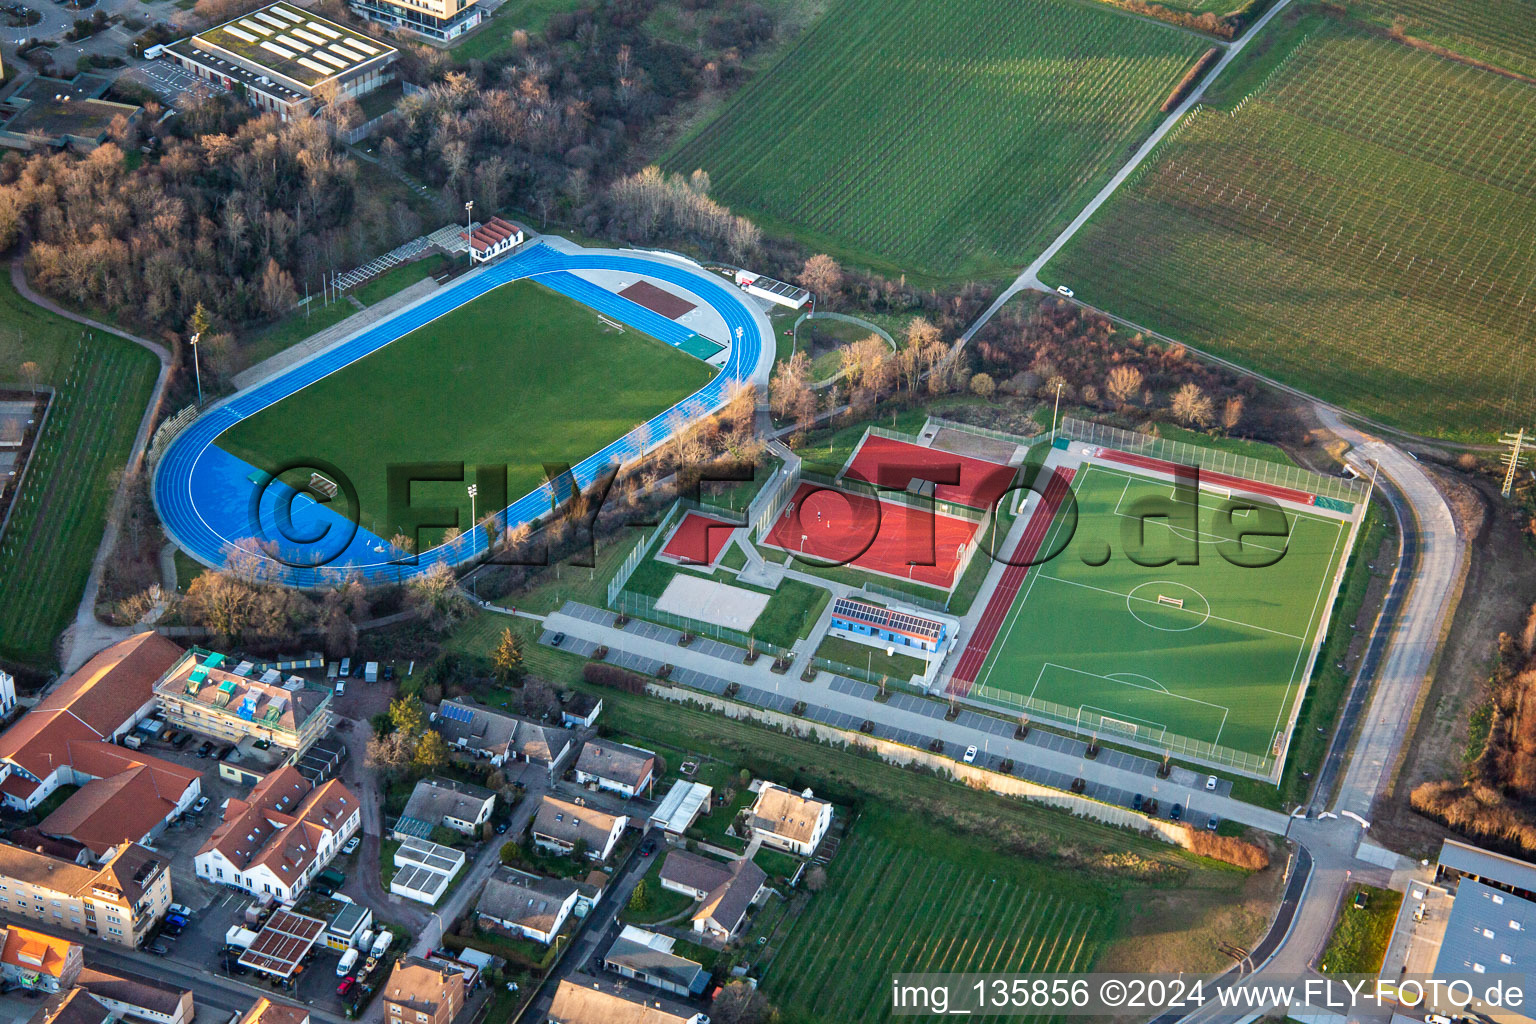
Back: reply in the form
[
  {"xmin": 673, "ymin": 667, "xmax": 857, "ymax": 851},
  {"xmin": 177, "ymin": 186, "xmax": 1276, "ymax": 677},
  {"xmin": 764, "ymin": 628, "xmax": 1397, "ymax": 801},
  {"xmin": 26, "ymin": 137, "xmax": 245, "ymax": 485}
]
[{"xmin": 1171, "ymin": 382, "xmax": 1214, "ymax": 427}]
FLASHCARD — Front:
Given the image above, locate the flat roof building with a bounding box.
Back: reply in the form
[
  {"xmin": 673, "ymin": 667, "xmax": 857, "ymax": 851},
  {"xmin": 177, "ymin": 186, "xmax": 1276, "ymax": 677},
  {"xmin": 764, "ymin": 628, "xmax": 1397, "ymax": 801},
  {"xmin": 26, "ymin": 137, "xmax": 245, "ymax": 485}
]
[
  {"xmin": 154, "ymin": 648, "xmax": 331, "ymax": 757},
  {"xmin": 347, "ymin": 0, "xmax": 484, "ymax": 42},
  {"xmin": 0, "ymin": 75, "xmax": 142, "ymax": 152},
  {"xmin": 159, "ymin": 3, "xmax": 396, "ymax": 121}
]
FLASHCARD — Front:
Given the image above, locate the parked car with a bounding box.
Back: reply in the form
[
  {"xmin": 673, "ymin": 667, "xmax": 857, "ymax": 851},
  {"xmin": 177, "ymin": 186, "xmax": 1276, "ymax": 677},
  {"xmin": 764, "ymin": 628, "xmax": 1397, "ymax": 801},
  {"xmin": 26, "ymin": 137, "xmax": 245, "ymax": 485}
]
[
  {"xmin": 1056, "ymin": 285, "xmax": 1074, "ymax": 298},
  {"xmin": 165, "ymin": 913, "xmax": 188, "ymax": 928},
  {"xmin": 197, "ymin": 741, "xmax": 214, "ymax": 758},
  {"xmin": 1131, "ymin": 794, "xmax": 1143, "ymax": 812},
  {"xmin": 494, "ymin": 823, "xmax": 508, "ymax": 835},
  {"xmin": 962, "ymin": 745, "xmax": 978, "ymax": 764},
  {"xmin": 217, "ymin": 744, "xmax": 235, "ymax": 760},
  {"xmin": 1354, "ymin": 890, "xmax": 1369, "ymax": 910},
  {"xmin": 343, "ymin": 837, "xmax": 361, "ymax": 855},
  {"xmin": 192, "ymin": 797, "xmax": 209, "ymax": 814},
  {"xmin": 161, "ymin": 922, "xmax": 183, "ymax": 938},
  {"xmin": 1206, "ymin": 816, "xmax": 1219, "ymax": 832},
  {"xmin": 336, "ymin": 978, "xmax": 355, "ymax": 997},
  {"xmin": 640, "ymin": 838, "xmax": 656, "ymax": 857},
  {"xmin": 173, "ymin": 732, "xmax": 192, "ymax": 749},
  {"xmin": 383, "ymin": 664, "xmax": 395, "ymax": 682},
  {"xmin": 1205, "ymin": 775, "xmax": 1218, "ymax": 791},
  {"xmin": 161, "ymin": 728, "xmax": 180, "ymax": 745},
  {"xmin": 335, "ymin": 681, "xmax": 345, "ymax": 697},
  {"xmin": 551, "ymin": 632, "xmax": 566, "ymax": 647},
  {"xmin": 148, "ymin": 942, "xmax": 171, "ymax": 956},
  {"xmin": 168, "ymin": 904, "xmax": 192, "ymax": 918},
  {"xmin": 1170, "ymin": 803, "xmax": 1183, "ymax": 822}
]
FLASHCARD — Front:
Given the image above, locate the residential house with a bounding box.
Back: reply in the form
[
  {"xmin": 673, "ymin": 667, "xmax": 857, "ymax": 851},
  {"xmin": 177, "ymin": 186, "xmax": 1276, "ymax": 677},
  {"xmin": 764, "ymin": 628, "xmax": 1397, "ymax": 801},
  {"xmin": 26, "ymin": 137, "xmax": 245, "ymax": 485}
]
[
  {"xmin": 573, "ymin": 741, "xmax": 655, "ymax": 799},
  {"xmin": 476, "ymin": 868, "xmax": 578, "ymax": 946},
  {"xmin": 194, "ymin": 766, "xmax": 360, "ymax": 903},
  {"xmin": 657, "ymin": 850, "xmax": 732, "ymax": 901},
  {"xmin": 433, "ymin": 701, "xmax": 572, "ymax": 778},
  {"xmin": 381, "ymin": 957, "xmax": 467, "ymax": 1024},
  {"xmin": 77, "ymin": 966, "xmax": 193, "ymax": 1024},
  {"xmin": 531, "ymin": 797, "xmax": 626, "ymax": 863},
  {"xmin": 561, "ymin": 695, "xmax": 601, "ymax": 730},
  {"xmin": 746, "ymin": 784, "xmax": 832, "ymax": 857},
  {"xmin": 154, "ymin": 649, "xmax": 331, "ymax": 757},
  {"xmin": 27, "ymin": 988, "xmax": 111, "ymax": 1024},
  {"xmin": 394, "ymin": 778, "xmax": 494, "ymax": 840},
  {"xmin": 546, "ymin": 977, "xmax": 708, "ymax": 1024},
  {"xmin": 0, "ymin": 927, "xmax": 82, "ymax": 992},
  {"xmin": 691, "ymin": 859, "xmax": 766, "ymax": 943},
  {"xmin": 0, "ymin": 842, "xmax": 172, "ymax": 947},
  {"xmin": 601, "ymin": 927, "xmax": 708, "ymax": 998}
]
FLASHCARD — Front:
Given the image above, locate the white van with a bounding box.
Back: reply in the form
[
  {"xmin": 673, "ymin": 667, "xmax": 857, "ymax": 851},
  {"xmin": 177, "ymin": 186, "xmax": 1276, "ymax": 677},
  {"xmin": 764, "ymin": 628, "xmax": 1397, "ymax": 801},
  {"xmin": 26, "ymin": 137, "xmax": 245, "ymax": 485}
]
[{"xmin": 336, "ymin": 949, "xmax": 359, "ymax": 977}]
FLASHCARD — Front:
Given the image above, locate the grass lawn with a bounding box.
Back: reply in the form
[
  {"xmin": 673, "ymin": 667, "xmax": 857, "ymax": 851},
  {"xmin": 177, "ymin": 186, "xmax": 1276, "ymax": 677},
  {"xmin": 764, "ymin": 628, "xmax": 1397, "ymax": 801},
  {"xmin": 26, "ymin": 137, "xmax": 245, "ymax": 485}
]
[
  {"xmin": 353, "ymin": 254, "xmax": 450, "ymax": 307},
  {"xmin": 218, "ymin": 279, "xmax": 716, "ymax": 541},
  {"xmin": 1320, "ymin": 885, "xmax": 1402, "ymax": 974},
  {"xmin": 968, "ymin": 462, "xmax": 1355, "ymax": 773},
  {"xmin": 1042, "ymin": 21, "xmax": 1536, "ymax": 439},
  {"xmin": 173, "ymin": 550, "xmax": 207, "ymax": 592},
  {"xmin": 0, "ymin": 277, "xmax": 159, "ymax": 667},
  {"xmin": 622, "ymin": 553, "xmax": 829, "ymax": 650},
  {"xmin": 665, "ymin": 0, "xmax": 1206, "ymax": 283},
  {"xmin": 238, "ymin": 298, "xmax": 357, "ymax": 371},
  {"xmin": 1233, "ymin": 505, "xmax": 1392, "ymax": 810},
  {"xmin": 622, "ymin": 858, "xmax": 697, "ymax": 926},
  {"xmin": 449, "ymin": 0, "xmax": 581, "ymax": 60},
  {"xmin": 719, "ymin": 543, "xmax": 747, "ymax": 571},
  {"xmin": 752, "ymin": 847, "xmax": 802, "ymax": 886},
  {"xmin": 814, "ymin": 634, "xmax": 928, "ymax": 681}
]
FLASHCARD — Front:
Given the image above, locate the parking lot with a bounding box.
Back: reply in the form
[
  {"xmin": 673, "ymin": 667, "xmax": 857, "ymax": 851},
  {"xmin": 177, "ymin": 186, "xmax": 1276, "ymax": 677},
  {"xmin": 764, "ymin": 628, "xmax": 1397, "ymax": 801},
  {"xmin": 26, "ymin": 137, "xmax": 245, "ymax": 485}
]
[{"xmin": 120, "ymin": 60, "xmax": 225, "ymax": 104}]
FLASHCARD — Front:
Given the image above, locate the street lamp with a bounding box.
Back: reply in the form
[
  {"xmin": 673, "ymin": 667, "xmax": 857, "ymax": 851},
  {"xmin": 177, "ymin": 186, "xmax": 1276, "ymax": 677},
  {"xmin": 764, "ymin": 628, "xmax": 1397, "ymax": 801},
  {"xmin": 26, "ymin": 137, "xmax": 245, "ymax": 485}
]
[
  {"xmin": 464, "ymin": 200, "xmax": 474, "ymax": 266},
  {"xmin": 189, "ymin": 332, "xmax": 203, "ymax": 406},
  {"xmin": 1050, "ymin": 380, "xmax": 1064, "ymax": 437}
]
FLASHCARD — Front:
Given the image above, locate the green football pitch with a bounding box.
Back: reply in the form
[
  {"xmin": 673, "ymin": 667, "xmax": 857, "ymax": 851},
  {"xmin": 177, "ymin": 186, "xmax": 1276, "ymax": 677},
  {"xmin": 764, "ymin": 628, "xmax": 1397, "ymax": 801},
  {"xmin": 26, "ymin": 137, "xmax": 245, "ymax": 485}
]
[
  {"xmin": 971, "ymin": 463, "xmax": 1356, "ymax": 772},
  {"xmin": 217, "ymin": 279, "xmax": 716, "ymax": 541}
]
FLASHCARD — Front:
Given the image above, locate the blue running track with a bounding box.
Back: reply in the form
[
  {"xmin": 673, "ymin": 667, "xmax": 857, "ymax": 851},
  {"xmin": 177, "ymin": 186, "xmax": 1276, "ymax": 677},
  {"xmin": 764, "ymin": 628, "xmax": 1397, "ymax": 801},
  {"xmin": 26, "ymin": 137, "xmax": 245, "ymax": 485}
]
[{"xmin": 152, "ymin": 243, "xmax": 767, "ymax": 588}]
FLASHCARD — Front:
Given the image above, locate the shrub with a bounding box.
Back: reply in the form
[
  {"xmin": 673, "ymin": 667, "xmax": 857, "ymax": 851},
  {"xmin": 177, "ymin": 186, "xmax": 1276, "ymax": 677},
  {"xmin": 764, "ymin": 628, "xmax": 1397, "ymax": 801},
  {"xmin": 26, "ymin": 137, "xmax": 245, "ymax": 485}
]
[
  {"xmin": 582, "ymin": 662, "xmax": 647, "ymax": 693},
  {"xmin": 1180, "ymin": 826, "xmax": 1270, "ymax": 870}
]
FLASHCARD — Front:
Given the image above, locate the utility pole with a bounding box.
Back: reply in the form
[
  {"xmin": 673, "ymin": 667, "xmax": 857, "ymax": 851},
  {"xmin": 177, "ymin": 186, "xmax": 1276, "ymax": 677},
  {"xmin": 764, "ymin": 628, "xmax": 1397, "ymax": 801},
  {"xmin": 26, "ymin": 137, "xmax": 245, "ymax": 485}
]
[
  {"xmin": 1050, "ymin": 380, "xmax": 1064, "ymax": 437},
  {"xmin": 1502, "ymin": 428, "xmax": 1529, "ymax": 497}
]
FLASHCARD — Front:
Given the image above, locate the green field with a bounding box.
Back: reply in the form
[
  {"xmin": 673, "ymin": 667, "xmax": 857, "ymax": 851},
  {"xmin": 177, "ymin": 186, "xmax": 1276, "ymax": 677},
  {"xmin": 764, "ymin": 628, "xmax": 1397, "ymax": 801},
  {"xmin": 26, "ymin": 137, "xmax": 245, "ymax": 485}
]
[
  {"xmin": 760, "ymin": 819, "xmax": 1106, "ymax": 1023},
  {"xmin": 666, "ymin": 0, "xmax": 1207, "ymax": 281},
  {"xmin": 970, "ymin": 461, "xmax": 1354, "ymax": 774},
  {"xmin": 0, "ymin": 278, "xmax": 159, "ymax": 667},
  {"xmin": 1348, "ymin": 0, "xmax": 1536, "ymax": 78},
  {"xmin": 1043, "ymin": 25, "xmax": 1536, "ymax": 439},
  {"xmin": 217, "ymin": 279, "xmax": 715, "ymax": 542}
]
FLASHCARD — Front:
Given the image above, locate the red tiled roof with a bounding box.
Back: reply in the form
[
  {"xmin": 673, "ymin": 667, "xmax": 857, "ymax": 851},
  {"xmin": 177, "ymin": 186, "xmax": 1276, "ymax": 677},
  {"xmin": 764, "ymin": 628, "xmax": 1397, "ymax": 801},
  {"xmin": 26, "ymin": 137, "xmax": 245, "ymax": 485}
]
[
  {"xmin": 0, "ymin": 634, "xmax": 182, "ymax": 784},
  {"xmin": 40, "ymin": 746, "xmax": 200, "ymax": 855},
  {"xmin": 200, "ymin": 768, "xmax": 356, "ymax": 882}
]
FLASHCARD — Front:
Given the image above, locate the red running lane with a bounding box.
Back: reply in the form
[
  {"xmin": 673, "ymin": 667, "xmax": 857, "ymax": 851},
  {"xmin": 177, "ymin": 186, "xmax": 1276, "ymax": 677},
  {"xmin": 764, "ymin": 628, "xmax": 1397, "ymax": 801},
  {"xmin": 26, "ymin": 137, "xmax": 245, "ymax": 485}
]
[
  {"xmin": 1095, "ymin": 448, "xmax": 1316, "ymax": 506},
  {"xmin": 947, "ymin": 467, "xmax": 1076, "ymax": 694}
]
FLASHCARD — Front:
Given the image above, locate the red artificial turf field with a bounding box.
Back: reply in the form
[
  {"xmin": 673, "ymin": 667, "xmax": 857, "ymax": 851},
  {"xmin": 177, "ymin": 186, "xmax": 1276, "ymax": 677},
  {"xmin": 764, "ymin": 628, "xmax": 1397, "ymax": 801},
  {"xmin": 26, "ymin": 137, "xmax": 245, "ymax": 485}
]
[
  {"xmin": 660, "ymin": 512, "xmax": 739, "ymax": 565},
  {"xmin": 762, "ymin": 483, "xmax": 978, "ymax": 588},
  {"xmin": 842, "ymin": 434, "xmax": 1015, "ymax": 511}
]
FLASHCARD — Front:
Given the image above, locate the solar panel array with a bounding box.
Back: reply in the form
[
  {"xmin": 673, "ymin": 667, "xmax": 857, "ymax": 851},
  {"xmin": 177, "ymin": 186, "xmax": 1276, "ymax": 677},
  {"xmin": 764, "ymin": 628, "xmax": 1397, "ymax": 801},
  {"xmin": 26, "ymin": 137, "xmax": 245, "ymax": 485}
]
[
  {"xmin": 832, "ymin": 597, "xmax": 943, "ymax": 640},
  {"xmin": 398, "ymin": 836, "xmax": 463, "ymax": 873},
  {"xmin": 439, "ymin": 702, "xmax": 475, "ymax": 725},
  {"xmin": 239, "ymin": 910, "xmax": 326, "ymax": 977}
]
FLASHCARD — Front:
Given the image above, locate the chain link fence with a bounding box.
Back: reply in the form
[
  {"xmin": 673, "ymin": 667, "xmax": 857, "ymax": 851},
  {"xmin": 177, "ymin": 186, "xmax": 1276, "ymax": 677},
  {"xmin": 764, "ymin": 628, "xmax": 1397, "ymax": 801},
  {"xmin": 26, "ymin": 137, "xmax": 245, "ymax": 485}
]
[{"xmin": 1059, "ymin": 416, "xmax": 1366, "ymax": 504}]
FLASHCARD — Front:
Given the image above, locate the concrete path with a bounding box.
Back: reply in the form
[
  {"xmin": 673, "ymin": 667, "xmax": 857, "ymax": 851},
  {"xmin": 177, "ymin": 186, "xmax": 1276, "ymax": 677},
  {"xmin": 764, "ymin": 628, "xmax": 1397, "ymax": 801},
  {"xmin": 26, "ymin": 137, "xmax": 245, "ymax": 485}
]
[{"xmin": 8, "ymin": 261, "xmax": 173, "ymax": 675}]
